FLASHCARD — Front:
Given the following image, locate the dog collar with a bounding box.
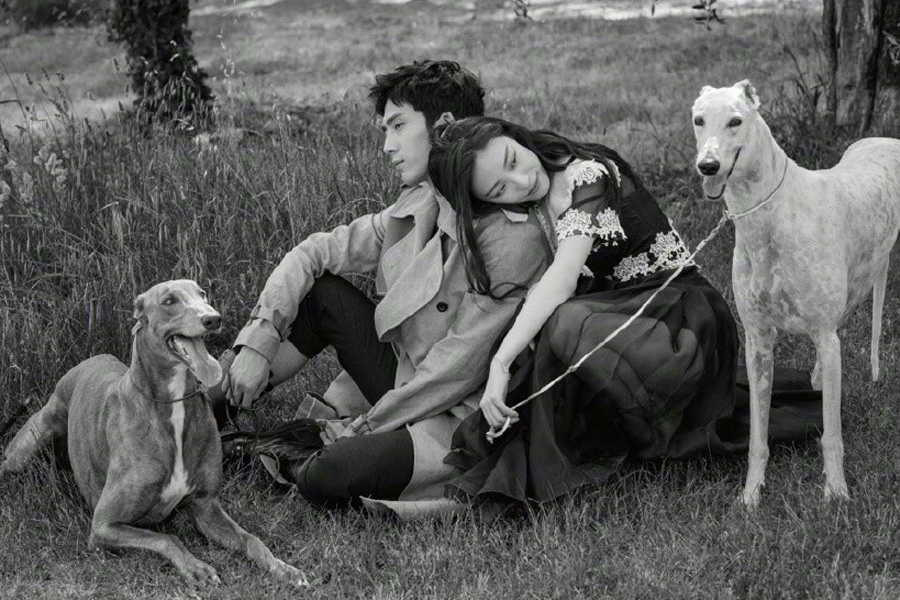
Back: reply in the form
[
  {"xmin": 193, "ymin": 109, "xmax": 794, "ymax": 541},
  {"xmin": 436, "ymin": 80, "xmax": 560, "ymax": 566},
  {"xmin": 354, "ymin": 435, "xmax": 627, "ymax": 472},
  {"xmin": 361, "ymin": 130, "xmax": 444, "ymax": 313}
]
[
  {"xmin": 131, "ymin": 377, "xmax": 207, "ymax": 404},
  {"xmin": 725, "ymin": 157, "xmax": 789, "ymax": 221}
]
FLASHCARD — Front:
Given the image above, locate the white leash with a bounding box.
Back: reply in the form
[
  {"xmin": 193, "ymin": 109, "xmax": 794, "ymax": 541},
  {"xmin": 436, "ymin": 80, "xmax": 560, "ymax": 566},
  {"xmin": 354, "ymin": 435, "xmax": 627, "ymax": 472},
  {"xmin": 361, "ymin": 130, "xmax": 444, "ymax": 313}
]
[{"xmin": 486, "ymin": 210, "xmax": 732, "ymax": 443}]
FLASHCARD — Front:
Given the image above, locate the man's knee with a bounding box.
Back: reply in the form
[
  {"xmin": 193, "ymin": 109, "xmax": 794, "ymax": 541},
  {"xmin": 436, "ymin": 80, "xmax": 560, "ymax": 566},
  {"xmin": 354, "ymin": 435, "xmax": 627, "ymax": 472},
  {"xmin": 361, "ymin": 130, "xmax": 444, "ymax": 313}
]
[
  {"xmin": 293, "ymin": 431, "xmax": 414, "ymax": 507},
  {"xmin": 306, "ymin": 273, "xmax": 354, "ymax": 306},
  {"xmin": 294, "ymin": 448, "xmax": 357, "ymax": 508}
]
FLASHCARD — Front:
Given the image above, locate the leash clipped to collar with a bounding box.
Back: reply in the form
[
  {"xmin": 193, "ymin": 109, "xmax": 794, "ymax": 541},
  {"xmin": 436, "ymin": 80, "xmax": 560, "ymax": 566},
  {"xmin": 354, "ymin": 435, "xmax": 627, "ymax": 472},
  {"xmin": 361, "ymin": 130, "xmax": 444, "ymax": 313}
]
[
  {"xmin": 725, "ymin": 158, "xmax": 789, "ymax": 221},
  {"xmin": 486, "ymin": 210, "xmax": 733, "ymax": 443}
]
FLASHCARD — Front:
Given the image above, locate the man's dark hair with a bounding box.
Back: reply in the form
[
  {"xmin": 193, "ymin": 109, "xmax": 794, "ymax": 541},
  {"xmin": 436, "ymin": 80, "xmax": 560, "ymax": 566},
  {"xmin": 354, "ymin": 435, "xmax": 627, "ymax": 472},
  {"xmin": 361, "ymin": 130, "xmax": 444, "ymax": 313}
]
[{"xmin": 368, "ymin": 60, "xmax": 486, "ymax": 126}]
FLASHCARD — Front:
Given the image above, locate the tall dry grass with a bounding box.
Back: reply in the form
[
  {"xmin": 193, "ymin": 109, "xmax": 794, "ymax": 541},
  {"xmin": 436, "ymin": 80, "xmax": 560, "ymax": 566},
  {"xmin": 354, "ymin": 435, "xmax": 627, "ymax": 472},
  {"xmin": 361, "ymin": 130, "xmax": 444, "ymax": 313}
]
[{"xmin": 1, "ymin": 5, "xmax": 899, "ymax": 599}]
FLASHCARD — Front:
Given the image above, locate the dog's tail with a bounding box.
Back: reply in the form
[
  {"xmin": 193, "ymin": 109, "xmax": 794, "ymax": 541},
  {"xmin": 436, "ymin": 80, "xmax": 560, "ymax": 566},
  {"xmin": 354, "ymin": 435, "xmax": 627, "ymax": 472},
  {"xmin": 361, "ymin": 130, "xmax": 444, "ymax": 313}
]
[{"xmin": 871, "ymin": 258, "xmax": 890, "ymax": 382}]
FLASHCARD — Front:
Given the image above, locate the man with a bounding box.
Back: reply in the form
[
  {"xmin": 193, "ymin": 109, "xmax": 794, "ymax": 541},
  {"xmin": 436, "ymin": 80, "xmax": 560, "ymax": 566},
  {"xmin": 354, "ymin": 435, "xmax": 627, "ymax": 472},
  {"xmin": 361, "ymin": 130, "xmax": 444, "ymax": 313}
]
[{"xmin": 213, "ymin": 60, "xmax": 549, "ymax": 506}]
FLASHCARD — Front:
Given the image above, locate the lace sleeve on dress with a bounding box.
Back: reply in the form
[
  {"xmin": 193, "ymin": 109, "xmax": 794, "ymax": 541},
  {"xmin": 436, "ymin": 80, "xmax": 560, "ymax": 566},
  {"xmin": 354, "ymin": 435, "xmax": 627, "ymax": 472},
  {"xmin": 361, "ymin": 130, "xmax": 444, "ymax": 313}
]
[{"xmin": 555, "ymin": 159, "xmax": 626, "ymax": 249}]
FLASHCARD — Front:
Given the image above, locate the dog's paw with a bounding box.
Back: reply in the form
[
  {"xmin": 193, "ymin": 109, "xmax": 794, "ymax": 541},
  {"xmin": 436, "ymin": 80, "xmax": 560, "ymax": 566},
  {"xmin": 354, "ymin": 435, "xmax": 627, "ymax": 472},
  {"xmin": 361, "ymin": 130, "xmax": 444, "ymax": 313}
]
[
  {"xmin": 270, "ymin": 559, "xmax": 309, "ymax": 588},
  {"xmin": 740, "ymin": 483, "xmax": 764, "ymax": 510},
  {"xmin": 178, "ymin": 555, "xmax": 221, "ymax": 586},
  {"xmin": 0, "ymin": 458, "xmax": 20, "ymax": 479},
  {"xmin": 824, "ymin": 480, "xmax": 850, "ymax": 502}
]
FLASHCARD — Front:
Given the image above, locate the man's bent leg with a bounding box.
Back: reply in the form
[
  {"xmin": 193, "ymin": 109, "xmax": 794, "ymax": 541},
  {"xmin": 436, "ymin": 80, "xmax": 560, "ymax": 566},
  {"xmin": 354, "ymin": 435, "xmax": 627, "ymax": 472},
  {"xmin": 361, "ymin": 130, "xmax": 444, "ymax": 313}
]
[
  {"xmin": 287, "ymin": 274, "xmax": 397, "ymax": 405},
  {"xmin": 213, "ymin": 274, "xmax": 397, "ymax": 428},
  {"xmin": 269, "ymin": 342, "xmax": 310, "ymax": 386},
  {"xmin": 294, "ymin": 429, "xmax": 414, "ymax": 507}
]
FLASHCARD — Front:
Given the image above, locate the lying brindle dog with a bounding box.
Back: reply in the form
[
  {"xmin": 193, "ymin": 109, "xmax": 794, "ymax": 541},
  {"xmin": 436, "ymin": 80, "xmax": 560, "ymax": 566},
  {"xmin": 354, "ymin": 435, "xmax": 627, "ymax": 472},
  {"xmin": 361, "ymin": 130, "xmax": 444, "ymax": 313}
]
[{"xmin": 0, "ymin": 280, "xmax": 307, "ymax": 587}]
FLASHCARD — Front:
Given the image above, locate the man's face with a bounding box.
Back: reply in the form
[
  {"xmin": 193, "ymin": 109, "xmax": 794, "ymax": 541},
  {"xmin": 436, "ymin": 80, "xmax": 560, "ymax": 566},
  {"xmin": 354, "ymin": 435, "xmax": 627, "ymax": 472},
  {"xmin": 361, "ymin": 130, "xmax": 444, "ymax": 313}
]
[{"xmin": 379, "ymin": 100, "xmax": 431, "ymax": 186}]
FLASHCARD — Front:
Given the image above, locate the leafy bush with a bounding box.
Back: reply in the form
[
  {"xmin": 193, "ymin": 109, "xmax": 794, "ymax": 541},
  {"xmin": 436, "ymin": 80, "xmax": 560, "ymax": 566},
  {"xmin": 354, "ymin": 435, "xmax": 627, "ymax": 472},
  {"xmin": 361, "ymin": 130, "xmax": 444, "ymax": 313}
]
[
  {"xmin": 1, "ymin": 0, "xmax": 102, "ymax": 29},
  {"xmin": 106, "ymin": 0, "xmax": 213, "ymax": 129}
]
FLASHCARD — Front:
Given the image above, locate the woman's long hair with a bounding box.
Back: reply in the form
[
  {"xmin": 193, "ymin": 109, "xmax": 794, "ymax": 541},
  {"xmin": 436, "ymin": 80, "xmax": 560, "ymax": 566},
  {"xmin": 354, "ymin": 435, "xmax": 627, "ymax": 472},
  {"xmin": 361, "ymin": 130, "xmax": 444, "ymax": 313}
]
[{"xmin": 428, "ymin": 116, "xmax": 637, "ymax": 298}]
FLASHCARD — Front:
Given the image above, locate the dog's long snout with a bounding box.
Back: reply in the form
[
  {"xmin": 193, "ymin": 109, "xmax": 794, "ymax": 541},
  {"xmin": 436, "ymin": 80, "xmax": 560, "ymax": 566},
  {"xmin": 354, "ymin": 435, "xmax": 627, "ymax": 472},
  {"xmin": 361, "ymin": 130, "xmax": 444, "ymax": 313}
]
[
  {"xmin": 202, "ymin": 315, "xmax": 222, "ymax": 331},
  {"xmin": 698, "ymin": 158, "xmax": 721, "ymax": 176}
]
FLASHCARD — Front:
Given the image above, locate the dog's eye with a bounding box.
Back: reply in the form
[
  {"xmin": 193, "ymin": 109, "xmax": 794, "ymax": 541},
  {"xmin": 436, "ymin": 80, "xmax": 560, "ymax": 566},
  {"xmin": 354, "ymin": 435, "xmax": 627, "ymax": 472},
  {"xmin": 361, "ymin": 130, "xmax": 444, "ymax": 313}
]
[
  {"xmin": 728, "ymin": 117, "xmax": 743, "ymax": 128},
  {"xmin": 693, "ymin": 116, "xmax": 704, "ymax": 127},
  {"xmin": 163, "ymin": 296, "xmax": 177, "ymax": 306}
]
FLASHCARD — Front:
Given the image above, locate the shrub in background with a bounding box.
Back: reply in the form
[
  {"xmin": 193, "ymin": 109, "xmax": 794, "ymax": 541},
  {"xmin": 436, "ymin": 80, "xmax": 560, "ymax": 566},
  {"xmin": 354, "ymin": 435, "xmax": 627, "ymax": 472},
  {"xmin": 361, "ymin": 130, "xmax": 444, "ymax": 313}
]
[
  {"xmin": 106, "ymin": 0, "xmax": 213, "ymax": 129},
  {"xmin": 1, "ymin": 0, "xmax": 101, "ymax": 29}
]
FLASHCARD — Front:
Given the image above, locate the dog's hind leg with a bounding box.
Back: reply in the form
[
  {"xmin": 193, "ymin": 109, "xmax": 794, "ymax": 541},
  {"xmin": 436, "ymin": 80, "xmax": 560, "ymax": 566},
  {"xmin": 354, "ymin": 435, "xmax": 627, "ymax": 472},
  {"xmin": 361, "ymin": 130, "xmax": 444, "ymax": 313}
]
[
  {"xmin": 871, "ymin": 258, "xmax": 889, "ymax": 382},
  {"xmin": 815, "ymin": 329, "xmax": 849, "ymax": 501},
  {"xmin": 741, "ymin": 324, "xmax": 776, "ymax": 509},
  {"xmin": 811, "ymin": 358, "xmax": 822, "ymax": 391},
  {"xmin": 0, "ymin": 392, "xmax": 69, "ymax": 476}
]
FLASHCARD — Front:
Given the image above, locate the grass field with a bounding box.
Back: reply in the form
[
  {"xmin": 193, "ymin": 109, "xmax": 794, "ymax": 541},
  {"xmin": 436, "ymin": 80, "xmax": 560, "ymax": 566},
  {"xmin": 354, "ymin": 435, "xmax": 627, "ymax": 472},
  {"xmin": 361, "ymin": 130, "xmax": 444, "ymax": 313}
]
[{"xmin": 2, "ymin": 1, "xmax": 900, "ymax": 598}]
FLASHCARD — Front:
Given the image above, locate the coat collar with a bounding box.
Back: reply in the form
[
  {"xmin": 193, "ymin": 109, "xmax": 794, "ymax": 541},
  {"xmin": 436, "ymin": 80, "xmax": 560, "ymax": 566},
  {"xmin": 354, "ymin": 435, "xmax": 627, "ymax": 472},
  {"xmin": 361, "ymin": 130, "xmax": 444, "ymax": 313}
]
[{"xmin": 389, "ymin": 182, "xmax": 531, "ymax": 239}]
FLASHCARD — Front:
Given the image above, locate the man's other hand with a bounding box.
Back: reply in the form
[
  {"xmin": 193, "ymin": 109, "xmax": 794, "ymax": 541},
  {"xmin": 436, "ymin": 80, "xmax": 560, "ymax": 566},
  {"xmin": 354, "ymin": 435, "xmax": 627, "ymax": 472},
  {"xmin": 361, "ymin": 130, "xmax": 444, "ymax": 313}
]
[{"xmin": 227, "ymin": 347, "xmax": 270, "ymax": 408}]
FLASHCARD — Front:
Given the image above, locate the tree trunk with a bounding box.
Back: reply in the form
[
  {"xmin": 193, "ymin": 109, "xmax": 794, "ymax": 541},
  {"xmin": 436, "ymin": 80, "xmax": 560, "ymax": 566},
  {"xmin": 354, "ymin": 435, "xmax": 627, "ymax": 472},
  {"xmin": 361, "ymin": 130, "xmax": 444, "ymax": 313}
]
[
  {"xmin": 874, "ymin": 0, "xmax": 900, "ymax": 134},
  {"xmin": 107, "ymin": 0, "xmax": 213, "ymax": 128},
  {"xmin": 823, "ymin": 0, "xmax": 900, "ymax": 134}
]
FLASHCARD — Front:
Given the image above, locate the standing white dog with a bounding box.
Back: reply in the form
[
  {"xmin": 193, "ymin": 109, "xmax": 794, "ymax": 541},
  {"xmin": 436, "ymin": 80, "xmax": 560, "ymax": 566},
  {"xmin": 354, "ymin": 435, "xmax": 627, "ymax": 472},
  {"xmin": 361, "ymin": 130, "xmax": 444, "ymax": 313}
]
[{"xmin": 691, "ymin": 80, "xmax": 900, "ymax": 507}]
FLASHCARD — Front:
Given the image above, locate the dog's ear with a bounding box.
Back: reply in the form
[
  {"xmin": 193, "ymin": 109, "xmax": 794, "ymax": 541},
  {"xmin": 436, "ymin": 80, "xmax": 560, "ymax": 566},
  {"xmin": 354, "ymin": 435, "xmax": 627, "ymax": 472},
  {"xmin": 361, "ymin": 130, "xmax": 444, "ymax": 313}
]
[
  {"xmin": 131, "ymin": 294, "xmax": 147, "ymax": 336},
  {"xmin": 734, "ymin": 79, "xmax": 761, "ymax": 110},
  {"xmin": 700, "ymin": 85, "xmax": 715, "ymax": 96}
]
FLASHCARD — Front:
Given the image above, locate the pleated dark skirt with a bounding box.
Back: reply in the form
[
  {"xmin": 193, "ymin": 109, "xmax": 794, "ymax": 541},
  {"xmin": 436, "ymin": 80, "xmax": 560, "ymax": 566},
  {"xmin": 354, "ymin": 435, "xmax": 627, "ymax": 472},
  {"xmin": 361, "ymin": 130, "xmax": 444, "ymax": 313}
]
[{"xmin": 445, "ymin": 267, "xmax": 822, "ymax": 503}]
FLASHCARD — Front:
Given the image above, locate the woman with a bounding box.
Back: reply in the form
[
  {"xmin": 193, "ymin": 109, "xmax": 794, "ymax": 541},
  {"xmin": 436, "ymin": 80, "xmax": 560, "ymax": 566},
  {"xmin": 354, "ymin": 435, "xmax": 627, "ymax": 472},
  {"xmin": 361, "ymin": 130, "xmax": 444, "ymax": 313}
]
[{"xmin": 428, "ymin": 116, "xmax": 821, "ymax": 503}]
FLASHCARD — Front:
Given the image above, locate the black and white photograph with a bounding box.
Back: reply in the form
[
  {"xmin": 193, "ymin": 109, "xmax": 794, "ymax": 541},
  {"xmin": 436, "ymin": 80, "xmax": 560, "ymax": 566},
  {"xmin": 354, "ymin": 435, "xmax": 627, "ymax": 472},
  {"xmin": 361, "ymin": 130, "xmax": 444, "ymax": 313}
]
[{"xmin": 1, "ymin": 0, "xmax": 899, "ymax": 597}]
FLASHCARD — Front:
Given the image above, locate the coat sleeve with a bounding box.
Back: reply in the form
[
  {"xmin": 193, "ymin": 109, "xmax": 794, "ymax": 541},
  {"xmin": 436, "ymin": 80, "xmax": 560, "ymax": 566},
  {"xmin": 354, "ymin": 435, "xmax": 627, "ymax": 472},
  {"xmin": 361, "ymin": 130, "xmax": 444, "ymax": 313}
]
[
  {"xmin": 361, "ymin": 214, "xmax": 550, "ymax": 434},
  {"xmin": 233, "ymin": 197, "xmax": 398, "ymax": 362}
]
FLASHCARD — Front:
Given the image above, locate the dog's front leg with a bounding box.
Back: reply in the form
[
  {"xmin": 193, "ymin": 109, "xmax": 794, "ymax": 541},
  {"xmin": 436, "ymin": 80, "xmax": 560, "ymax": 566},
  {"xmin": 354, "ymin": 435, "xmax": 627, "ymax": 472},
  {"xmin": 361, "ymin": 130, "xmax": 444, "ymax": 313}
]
[
  {"xmin": 814, "ymin": 329, "xmax": 849, "ymax": 501},
  {"xmin": 90, "ymin": 481, "xmax": 221, "ymax": 585},
  {"xmin": 742, "ymin": 324, "xmax": 776, "ymax": 508},
  {"xmin": 188, "ymin": 495, "xmax": 309, "ymax": 588}
]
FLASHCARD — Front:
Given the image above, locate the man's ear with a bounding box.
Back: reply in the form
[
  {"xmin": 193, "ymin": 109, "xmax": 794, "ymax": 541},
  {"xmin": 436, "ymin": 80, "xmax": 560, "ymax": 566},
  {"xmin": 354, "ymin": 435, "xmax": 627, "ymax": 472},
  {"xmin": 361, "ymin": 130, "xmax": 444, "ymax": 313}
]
[
  {"xmin": 132, "ymin": 294, "xmax": 147, "ymax": 336},
  {"xmin": 734, "ymin": 79, "xmax": 761, "ymax": 110},
  {"xmin": 433, "ymin": 111, "xmax": 455, "ymax": 128}
]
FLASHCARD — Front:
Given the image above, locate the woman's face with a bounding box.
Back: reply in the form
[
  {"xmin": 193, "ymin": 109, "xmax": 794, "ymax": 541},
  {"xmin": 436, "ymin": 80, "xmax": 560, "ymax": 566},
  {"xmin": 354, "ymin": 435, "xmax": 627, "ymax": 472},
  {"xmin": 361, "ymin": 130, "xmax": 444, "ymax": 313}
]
[{"xmin": 471, "ymin": 136, "xmax": 550, "ymax": 205}]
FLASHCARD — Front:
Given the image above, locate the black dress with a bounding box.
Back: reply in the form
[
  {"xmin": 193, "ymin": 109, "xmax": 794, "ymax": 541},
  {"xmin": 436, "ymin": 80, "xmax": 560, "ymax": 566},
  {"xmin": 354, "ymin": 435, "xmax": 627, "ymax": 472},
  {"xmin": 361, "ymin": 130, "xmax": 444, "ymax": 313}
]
[{"xmin": 445, "ymin": 158, "xmax": 822, "ymax": 503}]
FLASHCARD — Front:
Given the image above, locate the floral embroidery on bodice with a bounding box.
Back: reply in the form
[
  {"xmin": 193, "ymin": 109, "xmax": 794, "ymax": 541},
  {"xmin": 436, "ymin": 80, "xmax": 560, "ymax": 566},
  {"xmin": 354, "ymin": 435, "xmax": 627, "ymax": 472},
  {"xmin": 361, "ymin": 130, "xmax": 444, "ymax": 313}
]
[
  {"xmin": 555, "ymin": 207, "xmax": 626, "ymax": 247},
  {"xmin": 555, "ymin": 160, "xmax": 626, "ymax": 248},
  {"xmin": 565, "ymin": 158, "xmax": 622, "ymax": 197},
  {"xmin": 553, "ymin": 159, "xmax": 695, "ymax": 284},
  {"xmin": 612, "ymin": 229, "xmax": 695, "ymax": 282}
]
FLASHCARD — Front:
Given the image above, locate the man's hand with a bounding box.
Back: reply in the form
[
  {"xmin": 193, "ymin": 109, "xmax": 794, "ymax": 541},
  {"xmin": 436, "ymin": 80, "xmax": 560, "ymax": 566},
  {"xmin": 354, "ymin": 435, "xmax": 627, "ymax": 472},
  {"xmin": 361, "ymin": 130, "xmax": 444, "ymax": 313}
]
[
  {"xmin": 320, "ymin": 419, "xmax": 351, "ymax": 444},
  {"xmin": 480, "ymin": 360, "xmax": 518, "ymax": 429},
  {"xmin": 318, "ymin": 417, "xmax": 364, "ymax": 445},
  {"xmin": 226, "ymin": 346, "xmax": 270, "ymax": 408}
]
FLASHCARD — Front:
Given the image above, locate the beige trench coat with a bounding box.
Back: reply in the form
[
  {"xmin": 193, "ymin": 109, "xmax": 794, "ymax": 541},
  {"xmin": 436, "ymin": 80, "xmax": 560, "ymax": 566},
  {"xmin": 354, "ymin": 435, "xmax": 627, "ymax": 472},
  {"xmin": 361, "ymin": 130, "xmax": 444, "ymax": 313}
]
[{"xmin": 234, "ymin": 182, "xmax": 549, "ymax": 499}]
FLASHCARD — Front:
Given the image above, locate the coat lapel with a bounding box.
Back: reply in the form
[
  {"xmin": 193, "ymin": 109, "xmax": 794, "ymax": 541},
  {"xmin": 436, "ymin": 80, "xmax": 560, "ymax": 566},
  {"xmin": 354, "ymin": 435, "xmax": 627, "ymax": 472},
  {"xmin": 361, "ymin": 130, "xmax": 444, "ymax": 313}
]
[
  {"xmin": 375, "ymin": 188, "xmax": 455, "ymax": 339},
  {"xmin": 375, "ymin": 232, "xmax": 444, "ymax": 339}
]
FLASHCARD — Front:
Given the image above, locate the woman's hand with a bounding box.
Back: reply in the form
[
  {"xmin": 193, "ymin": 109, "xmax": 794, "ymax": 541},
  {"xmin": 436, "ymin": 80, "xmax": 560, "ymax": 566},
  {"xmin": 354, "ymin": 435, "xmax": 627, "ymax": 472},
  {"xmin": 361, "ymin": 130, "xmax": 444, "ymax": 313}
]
[{"xmin": 480, "ymin": 360, "xmax": 519, "ymax": 429}]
